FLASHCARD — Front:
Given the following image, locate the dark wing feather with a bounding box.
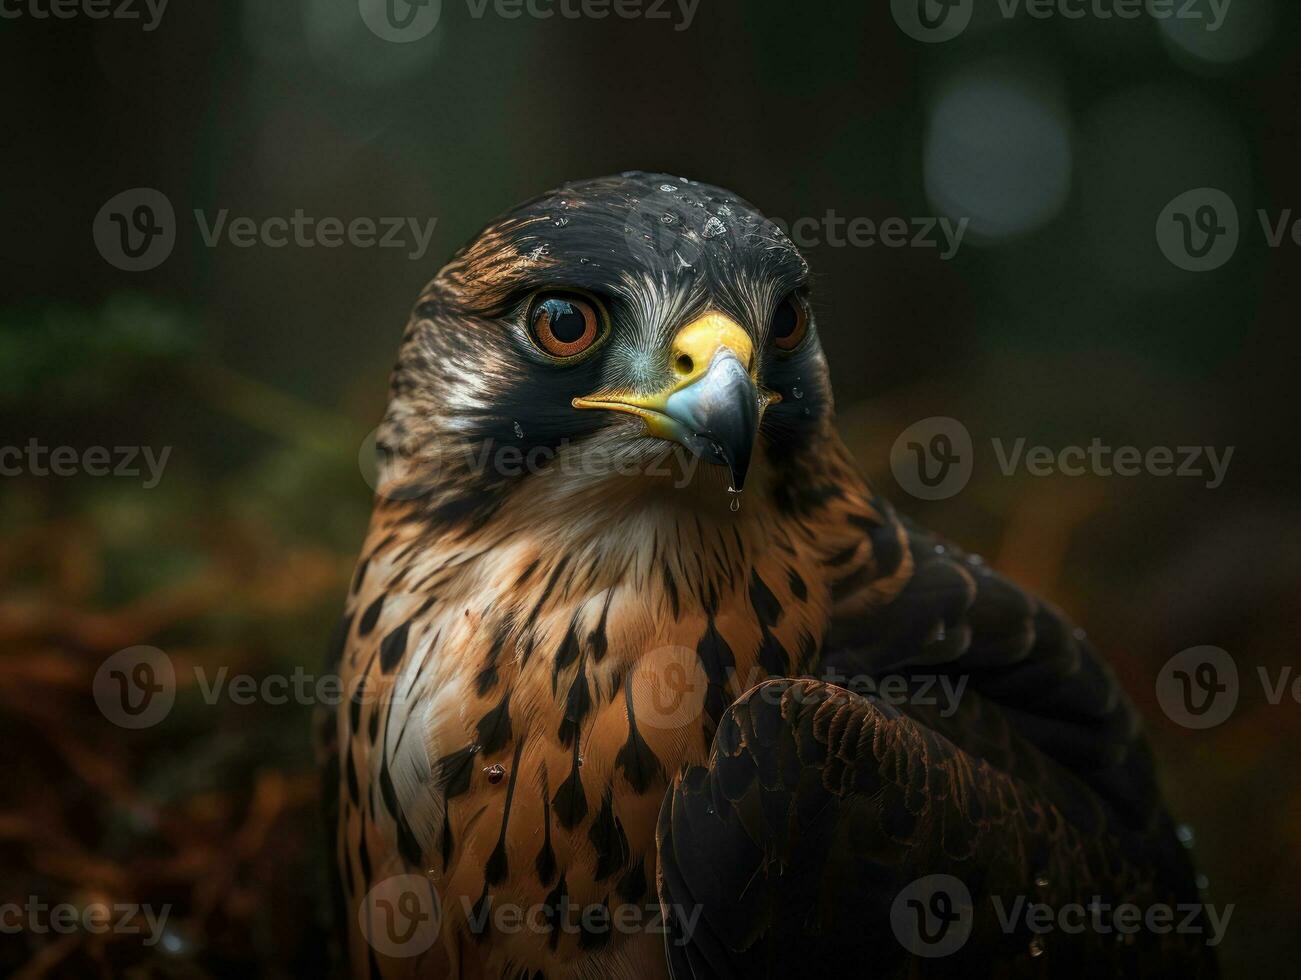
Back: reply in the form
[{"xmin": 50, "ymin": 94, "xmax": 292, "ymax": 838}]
[
  {"xmin": 822, "ymin": 517, "xmax": 1158, "ymax": 828},
  {"xmin": 657, "ymin": 515, "xmax": 1214, "ymax": 978},
  {"xmin": 657, "ymin": 679, "xmax": 1214, "ymax": 979}
]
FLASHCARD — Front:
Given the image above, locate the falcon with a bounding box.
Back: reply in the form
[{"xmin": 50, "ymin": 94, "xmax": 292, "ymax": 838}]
[{"xmin": 320, "ymin": 173, "xmax": 1214, "ymax": 979}]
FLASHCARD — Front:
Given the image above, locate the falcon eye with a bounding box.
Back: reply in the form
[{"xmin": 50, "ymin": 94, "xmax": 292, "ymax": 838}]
[
  {"xmin": 527, "ymin": 292, "xmax": 606, "ymax": 360},
  {"xmin": 769, "ymin": 294, "xmax": 809, "ymax": 352}
]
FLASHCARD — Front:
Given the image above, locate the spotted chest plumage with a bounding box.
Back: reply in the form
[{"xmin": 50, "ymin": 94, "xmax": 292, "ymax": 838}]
[
  {"xmin": 330, "ymin": 478, "xmax": 889, "ymax": 978},
  {"xmin": 319, "ymin": 172, "xmax": 920, "ymax": 979}
]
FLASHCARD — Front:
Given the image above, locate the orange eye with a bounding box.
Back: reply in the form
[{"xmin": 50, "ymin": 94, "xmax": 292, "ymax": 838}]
[
  {"xmin": 528, "ymin": 292, "xmax": 605, "ymax": 359},
  {"xmin": 769, "ymin": 294, "xmax": 809, "ymax": 352}
]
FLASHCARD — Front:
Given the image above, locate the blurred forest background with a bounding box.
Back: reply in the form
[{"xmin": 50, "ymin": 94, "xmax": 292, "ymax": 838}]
[{"xmin": 2, "ymin": 0, "xmax": 1299, "ymax": 976}]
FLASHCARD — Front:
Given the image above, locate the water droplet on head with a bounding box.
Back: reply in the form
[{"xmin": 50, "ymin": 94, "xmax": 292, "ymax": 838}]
[
  {"xmin": 661, "ymin": 213, "xmax": 675, "ymax": 224},
  {"xmin": 513, "ymin": 422, "xmax": 524, "ymax": 439},
  {"xmin": 703, "ymin": 216, "xmax": 726, "ymax": 239},
  {"xmin": 792, "ymin": 387, "xmax": 803, "ymax": 399},
  {"xmin": 659, "ymin": 184, "xmax": 678, "ymax": 193},
  {"xmin": 553, "ymin": 216, "xmax": 569, "ymax": 227}
]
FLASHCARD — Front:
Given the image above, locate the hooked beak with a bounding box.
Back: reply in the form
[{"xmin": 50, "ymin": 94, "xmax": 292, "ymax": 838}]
[{"xmin": 571, "ymin": 313, "xmax": 778, "ymax": 492}]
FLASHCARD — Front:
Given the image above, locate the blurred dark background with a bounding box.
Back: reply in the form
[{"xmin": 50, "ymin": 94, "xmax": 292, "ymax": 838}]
[{"xmin": 2, "ymin": 0, "xmax": 1299, "ymax": 976}]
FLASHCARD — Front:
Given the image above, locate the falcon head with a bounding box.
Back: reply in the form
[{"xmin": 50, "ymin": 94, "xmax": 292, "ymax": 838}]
[{"xmin": 376, "ymin": 173, "xmax": 833, "ymax": 521}]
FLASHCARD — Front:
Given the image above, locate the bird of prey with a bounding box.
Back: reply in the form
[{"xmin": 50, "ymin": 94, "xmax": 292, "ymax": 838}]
[{"xmin": 320, "ymin": 173, "xmax": 1213, "ymax": 979}]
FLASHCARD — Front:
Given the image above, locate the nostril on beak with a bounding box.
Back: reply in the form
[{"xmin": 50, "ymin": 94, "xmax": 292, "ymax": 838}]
[{"xmin": 675, "ymin": 353, "xmax": 694, "ymax": 376}]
